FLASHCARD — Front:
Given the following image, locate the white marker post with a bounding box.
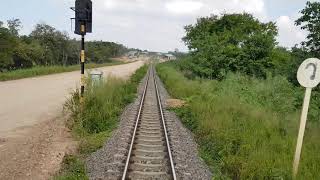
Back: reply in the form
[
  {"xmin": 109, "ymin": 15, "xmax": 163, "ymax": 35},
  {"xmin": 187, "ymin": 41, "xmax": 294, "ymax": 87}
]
[{"xmin": 293, "ymin": 58, "xmax": 320, "ymax": 178}]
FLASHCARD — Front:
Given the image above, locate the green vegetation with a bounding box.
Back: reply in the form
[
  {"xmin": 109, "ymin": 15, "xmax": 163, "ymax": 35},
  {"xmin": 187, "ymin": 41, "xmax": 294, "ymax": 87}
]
[
  {"xmin": 0, "ymin": 20, "xmax": 127, "ymax": 72},
  {"xmin": 55, "ymin": 155, "xmax": 88, "ymax": 180},
  {"xmin": 180, "ymin": 1, "xmax": 320, "ymax": 84},
  {"xmin": 55, "ymin": 65, "xmax": 148, "ymax": 179},
  {"xmin": 183, "ymin": 13, "xmax": 277, "ymax": 79},
  {"xmin": 295, "ymin": 1, "xmax": 320, "ymax": 56},
  {"xmin": 0, "ymin": 61, "xmax": 124, "ymax": 81},
  {"xmin": 157, "ymin": 63, "xmax": 320, "ymax": 179},
  {"xmin": 155, "ymin": 2, "xmax": 320, "ymax": 179}
]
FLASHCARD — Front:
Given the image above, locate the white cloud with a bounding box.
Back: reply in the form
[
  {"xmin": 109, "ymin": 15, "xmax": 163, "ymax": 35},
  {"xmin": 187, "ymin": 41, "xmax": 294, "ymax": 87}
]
[
  {"xmin": 104, "ymin": 0, "xmax": 117, "ymax": 9},
  {"xmin": 86, "ymin": 0, "xmax": 270, "ymax": 52},
  {"xmin": 59, "ymin": 0, "xmax": 307, "ymax": 52},
  {"xmin": 276, "ymin": 15, "xmax": 307, "ymax": 48},
  {"xmin": 165, "ymin": 1, "xmax": 204, "ymax": 15},
  {"xmin": 203, "ymin": 0, "xmax": 267, "ymax": 20},
  {"xmin": 98, "ymin": 0, "xmax": 160, "ymax": 12},
  {"xmin": 238, "ymin": 0, "xmax": 264, "ymax": 14}
]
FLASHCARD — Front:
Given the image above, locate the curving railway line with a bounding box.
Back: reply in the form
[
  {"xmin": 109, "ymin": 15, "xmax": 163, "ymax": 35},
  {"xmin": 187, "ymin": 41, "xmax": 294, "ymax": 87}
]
[{"xmin": 121, "ymin": 66, "xmax": 176, "ymax": 179}]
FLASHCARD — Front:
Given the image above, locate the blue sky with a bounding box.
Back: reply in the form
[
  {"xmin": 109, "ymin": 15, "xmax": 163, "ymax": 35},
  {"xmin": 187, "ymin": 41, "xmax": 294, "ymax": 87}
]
[
  {"xmin": 266, "ymin": 0, "xmax": 306, "ymax": 18},
  {"xmin": 0, "ymin": 0, "xmax": 314, "ymax": 52}
]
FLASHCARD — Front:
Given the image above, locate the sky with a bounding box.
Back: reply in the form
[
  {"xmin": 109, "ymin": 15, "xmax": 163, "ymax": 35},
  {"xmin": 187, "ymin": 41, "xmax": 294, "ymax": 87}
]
[{"xmin": 0, "ymin": 0, "xmax": 315, "ymax": 52}]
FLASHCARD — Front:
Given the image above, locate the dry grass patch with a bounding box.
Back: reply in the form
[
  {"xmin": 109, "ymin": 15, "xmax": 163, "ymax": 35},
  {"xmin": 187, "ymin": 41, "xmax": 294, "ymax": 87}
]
[{"xmin": 166, "ymin": 99, "xmax": 186, "ymax": 108}]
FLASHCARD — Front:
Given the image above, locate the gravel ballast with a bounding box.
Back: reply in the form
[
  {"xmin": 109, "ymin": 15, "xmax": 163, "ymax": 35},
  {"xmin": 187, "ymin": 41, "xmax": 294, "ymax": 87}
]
[
  {"xmin": 86, "ymin": 70, "xmax": 212, "ymax": 179},
  {"xmin": 155, "ymin": 72, "xmax": 212, "ymax": 180}
]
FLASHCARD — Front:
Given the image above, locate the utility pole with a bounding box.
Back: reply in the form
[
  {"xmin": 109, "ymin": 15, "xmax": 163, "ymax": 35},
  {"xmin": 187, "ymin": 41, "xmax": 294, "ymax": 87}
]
[
  {"xmin": 80, "ymin": 23, "xmax": 85, "ymax": 96},
  {"xmin": 71, "ymin": 0, "xmax": 92, "ymax": 98}
]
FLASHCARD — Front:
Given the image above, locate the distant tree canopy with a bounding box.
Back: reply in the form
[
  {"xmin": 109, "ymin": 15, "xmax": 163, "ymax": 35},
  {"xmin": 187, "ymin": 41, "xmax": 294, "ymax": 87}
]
[
  {"xmin": 7, "ymin": 18, "xmax": 22, "ymax": 36},
  {"xmin": 295, "ymin": 1, "xmax": 320, "ymax": 56},
  {"xmin": 30, "ymin": 23, "xmax": 77, "ymax": 66},
  {"xmin": 180, "ymin": 4, "xmax": 319, "ymax": 84},
  {"xmin": 183, "ymin": 13, "xmax": 278, "ymax": 79},
  {"xmin": 87, "ymin": 41, "xmax": 126, "ymax": 64},
  {"xmin": 0, "ymin": 19, "xmax": 127, "ymax": 72},
  {"xmin": 0, "ymin": 26, "xmax": 17, "ymax": 70}
]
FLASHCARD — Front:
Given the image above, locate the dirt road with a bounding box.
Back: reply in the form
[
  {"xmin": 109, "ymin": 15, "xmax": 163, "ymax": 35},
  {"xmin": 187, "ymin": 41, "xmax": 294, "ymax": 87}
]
[
  {"xmin": 0, "ymin": 61, "xmax": 144, "ymax": 180},
  {"xmin": 0, "ymin": 61, "xmax": 143, "ymax": 136}
]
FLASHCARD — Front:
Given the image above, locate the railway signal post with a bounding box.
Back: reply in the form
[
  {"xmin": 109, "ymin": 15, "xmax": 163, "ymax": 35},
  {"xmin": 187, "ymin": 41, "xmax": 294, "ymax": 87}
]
[
  {"xmin": 71, "ymin": 0, "xmax": 92, "ymax": 98},
  {"xmin": 293, "ymin": 58, "xmax": 320, "ymax": 178}
]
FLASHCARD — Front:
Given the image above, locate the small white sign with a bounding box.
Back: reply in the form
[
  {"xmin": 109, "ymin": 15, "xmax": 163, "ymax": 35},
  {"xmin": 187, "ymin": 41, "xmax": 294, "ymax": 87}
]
[
  {"xmin": 297, "ymin": 58, "xmax": 320, "ymax": 88},
  {"xmin": 293, "ymin": 58, "xmax": 320, "ymax": 178}
]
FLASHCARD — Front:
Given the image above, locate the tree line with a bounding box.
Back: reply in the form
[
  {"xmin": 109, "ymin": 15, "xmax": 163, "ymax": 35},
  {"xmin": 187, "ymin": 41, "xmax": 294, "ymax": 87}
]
[
  {"xmin": 0, "ymin": 19, "xmax": 127, "ymax": 72},
  {"xmin": 180, "ymin": 1, "xmax": 319, "ymax": 86}
]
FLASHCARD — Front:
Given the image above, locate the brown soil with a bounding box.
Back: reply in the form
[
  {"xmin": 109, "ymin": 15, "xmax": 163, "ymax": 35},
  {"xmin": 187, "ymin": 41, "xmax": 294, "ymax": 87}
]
[
  {"xmin": 0, "ymin": 61, "xmax": 144, "ymax": 134},
  {"xmin": 0, "ymin": 113, "xmax": 77, "ymax": 180},
  {"xmin": 166, "ymin": 99, "xmax": 186, "ymax": 108},
  {"xmin": 0, "ymin": 61, "xmax": 144, "ymax": 180}
]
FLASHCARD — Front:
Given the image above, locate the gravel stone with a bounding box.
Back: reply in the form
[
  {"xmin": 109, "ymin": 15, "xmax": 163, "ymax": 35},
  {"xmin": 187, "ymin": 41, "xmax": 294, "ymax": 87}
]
[
  {"xmin": 86, "ymin": 71, "xmax": 212, "ymax": 180},
  {"xmin": 155, "ymin": 72, "xmax": 212, "ymax": 180},
  {"xmin": 86, "ymin": 76, "xmax": 147, "ymax": 180}
]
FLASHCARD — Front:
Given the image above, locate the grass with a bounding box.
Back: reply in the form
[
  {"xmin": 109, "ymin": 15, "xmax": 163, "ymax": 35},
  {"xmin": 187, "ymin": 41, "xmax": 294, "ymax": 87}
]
[
  {"xmin": 54, "ymin": 64, "xmax": 148, "ymax": 179},
  {"xmin": 55, "ymin": 155, "xmax": 88, "ymax": 180},
  {"xmin": 156, "ymin": 62, "xmax": 320, "ymax": 180},
  {"xmin": 0, "ymin": 61, "xmax": 124, "ymax": 81}
]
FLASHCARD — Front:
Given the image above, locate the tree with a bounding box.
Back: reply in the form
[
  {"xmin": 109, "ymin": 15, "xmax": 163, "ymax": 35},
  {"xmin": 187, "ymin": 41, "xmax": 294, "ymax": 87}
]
[
  {"xmin": 295, "ymin": 1, "xmax": 320, "ymax": 56},
  {"xmin": 12, "ymin": 40, "xmax": 45, "ymax": 69},
  {"xmin": 0, "ymin": 27, "xmax": 17, "ymax": 71},
  {"xmin": 30, "ymin": 23, "xmax": 70, "ymax": 65},
  {"xmin": 183, "ymin": 13, "xmax": 278, "ymax": 79},
  {"xmin": 0, "ymin": 20, "xmax": 127, "ymax": 71},
  {"xmin": 87, "ymin": 41, "xmax": 127, "ymax": 63},
  {"xmin": 7, "ymin": 18, "xmax": 22, "ymax": 36},
  {"xmin": 287, "ymin": 45, "xmax": 314, "ymax": 85}
]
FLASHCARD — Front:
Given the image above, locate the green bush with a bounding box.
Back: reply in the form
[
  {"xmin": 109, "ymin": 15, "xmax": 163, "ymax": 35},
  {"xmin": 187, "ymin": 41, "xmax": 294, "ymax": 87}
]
[
  {"xmin": 182, "ymin": 13, "xmax": 277, "ymax": 79},
  {"xmin": 55, "ymin": 155, "xmax": 88, "ymax": 180},
  {"xmin": 57, "ymin": 65, "xmax": 148, "ymax": 179},
  {"xmin": 81, "ymin": 77, "xmax": 135, "ymax": 133},
  {"xmin": 157, "ymin": 63, "xmax": 320, "ymax": 179},
  {"xmin": 65, "ymin": 64, "xmax": 148, "ymax": 137}
]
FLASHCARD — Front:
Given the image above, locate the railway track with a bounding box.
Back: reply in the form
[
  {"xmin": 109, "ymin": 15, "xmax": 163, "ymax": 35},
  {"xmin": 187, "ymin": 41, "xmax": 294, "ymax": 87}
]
[
  {"xmin": 121, "ymin": 66, "xmax": 176, "ymax": 180},
  {"xmin": 87, "ymin": 65, "xmax": 212, "ymax": 179}
]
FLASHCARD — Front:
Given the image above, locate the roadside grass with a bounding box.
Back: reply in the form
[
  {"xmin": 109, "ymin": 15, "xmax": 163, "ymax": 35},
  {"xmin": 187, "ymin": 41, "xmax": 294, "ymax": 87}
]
[
  {"xmin": 54, "ymin": 64, "xmax": 148, "ymax": 180},
  {"xmin": 156, "ymin": 62, "xmax": 320, "ymax": 179},
  {"xmin": 0, "ymin": 61, "xmax": 124, "ymax": 81}
]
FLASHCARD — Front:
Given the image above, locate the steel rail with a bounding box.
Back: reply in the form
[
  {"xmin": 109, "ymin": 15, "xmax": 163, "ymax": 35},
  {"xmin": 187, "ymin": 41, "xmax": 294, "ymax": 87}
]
[
  {"xmin": 121, "ymin": 68, "xmax": 151, "ymax": 180},
  {"xmin": 153, "ymin": 67, "xmax": 177, "ymax": 180},
  {"xmin": 121, "ymin": 66, "xmax": 176, "ymax": 179}
]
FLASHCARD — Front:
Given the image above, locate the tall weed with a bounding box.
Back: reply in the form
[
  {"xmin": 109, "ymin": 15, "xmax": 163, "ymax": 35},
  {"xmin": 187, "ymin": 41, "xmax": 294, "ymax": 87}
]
[
  {"xmin": 57, "ymin": 65, "xmax": 148, "ymax": 179},
  {"xmin": 157, "ymin": 63, "xmax": 320, "ymax": 179}
]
